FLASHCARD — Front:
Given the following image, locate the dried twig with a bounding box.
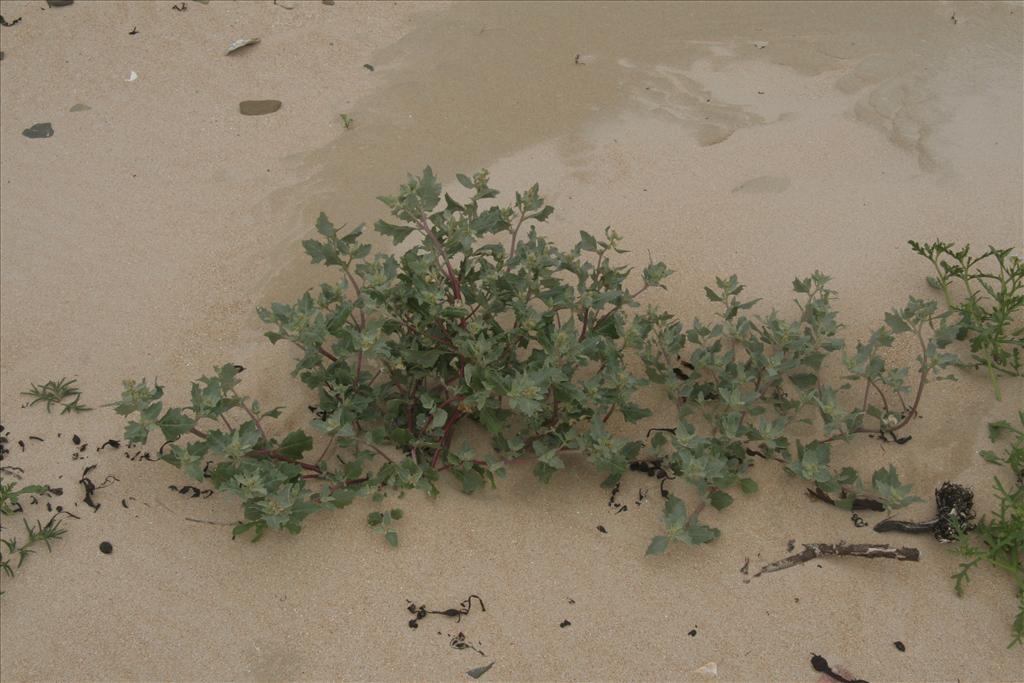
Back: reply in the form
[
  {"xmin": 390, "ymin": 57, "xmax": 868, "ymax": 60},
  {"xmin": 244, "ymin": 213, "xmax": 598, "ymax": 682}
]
[{"xmin": 754, "ymin": 542, "xmax": 919, "ymax": 577}]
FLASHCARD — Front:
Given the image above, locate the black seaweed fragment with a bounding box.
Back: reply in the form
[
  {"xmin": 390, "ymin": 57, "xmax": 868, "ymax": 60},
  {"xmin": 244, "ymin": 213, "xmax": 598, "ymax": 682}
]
[
  {"xmin": 596, "ymin": 525, "xmax": 607, "ymax": 534},
  {"xmin": 0, "ymin": 15, "xmax": 22, "ymax": 27},
  {"xmin": 98, "ymin": 439, "xmax": 121, "ymax": 451},
  {"xmin": 169, "ymin": 484, "xmax": 214, "ymax": 498},
  {"xmin": 806, "ymin": 486, "xmax": 885, "ymax": 511},
  {"xmin": 449, "ymin": 631, "xmax": 486, "ymax": 656},
  {"xmin": 559, "ymin": 620, "xmax": 571, "ymax": 628},
  {"xmin": 29, "ymin": 435, "xmax": 44, "ymax": 442},
  {"xmin": 810, "ymin": 653, "xmax": 868, "ymax": 683},
  {"xmin": 171, "ymin": 3, "xmax": 187, "ymax": 10},
  {"xmin": 851, "ymin": 513, "xmax": 868, "ymax": 528},
  {"xmin": 363, "ymin": 64, "xmax": 374, "ymax": 71},
  {"xmin": 18, "ymin": 440, "xmax": 25, "ymax": 451},
  {"xmin": 406, "ymin": 594, "xmax": 485, "ymax": 629},
  {"xmin": 893, "ymin": 641, "xmax": 905, "ymax": 652},
  {"xmin": 79, "ymin": 464, "xmax": 101, "ymax": 511},
  {"xmin": 128, "ymin": 26, "xmax": 138, "ymax": 35}
]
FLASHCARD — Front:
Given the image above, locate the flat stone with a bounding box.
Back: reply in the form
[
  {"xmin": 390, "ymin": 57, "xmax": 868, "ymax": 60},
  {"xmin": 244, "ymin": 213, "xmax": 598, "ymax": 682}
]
[
  {"xmin": 239, "ymin": 99, "xmax": 282, "ymax": 116},
  {"xmin": 22, "ymin": 122, "xmax": 54, "ymax": 139},
  {"xmin": 69, "ymin": 103, "xmax": 91, "ymax": 112}
]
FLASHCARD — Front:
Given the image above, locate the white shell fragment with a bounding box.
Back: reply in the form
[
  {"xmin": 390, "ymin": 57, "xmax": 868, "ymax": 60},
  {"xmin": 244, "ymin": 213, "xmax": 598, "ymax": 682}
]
[
  {"xmin": 126, "ymin": 71, "xmax": 138, "ymax": 82},
  {"xmin": 695, "ymin": 662, "xmax": 718, "ymax": 676},
  {"xmin": 226, "ymin": 38, "xmax": 261, "ymax": 55}
]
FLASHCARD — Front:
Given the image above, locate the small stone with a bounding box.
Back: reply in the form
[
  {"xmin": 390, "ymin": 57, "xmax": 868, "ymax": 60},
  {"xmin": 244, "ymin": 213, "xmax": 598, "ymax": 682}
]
[
  {"xmin": 69, "ymin": 103, "xmax": 91, "ymax": 112},
  {"xmin": 99, "ymin": 541, "xmax": 113, "ymax": 554},
  {"xmin": 47, "ymin": 0, "xmax": 74, "ymax": 6},
  {"xmin": 894, "ymin": 640, "xmax": 906, "ymax": 652},
  {"xmin": 22, "ymin": 123, "xmax": 54, "ymax": 139},
  {"xmin": 239, "ymin": 99, "xmax": 282, "ymax": 116}
]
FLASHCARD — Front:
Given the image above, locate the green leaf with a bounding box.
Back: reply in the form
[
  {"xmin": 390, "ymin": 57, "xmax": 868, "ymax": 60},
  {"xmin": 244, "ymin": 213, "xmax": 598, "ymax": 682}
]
[
  {"xmin": 279, "ymin": 430, "xmax": 314, "ymax": 459},
  {"xmin": 709, "ymin": 490, "xmax": 733, "ymax": 511},
  {"xmin": 374, "ymin": 220, "xmax": 415, "ymax": 244},
  {"xmin": 456, "ymin": 173, "xmax": 474, "ymax": 189},
  {"xmin": 385, "ymin": 530, "xmax": 398, "ymax": 547},
  {"xmin": 739, "ymin": 478, "xmax": 758, "ymax": 494},
  {"xmin": 646, "ymin": 535, "xmax": 669, "ymax": 556},
  {"xmin": 157, "ymin": 408, "xmax": 196, "ymax": 442}
]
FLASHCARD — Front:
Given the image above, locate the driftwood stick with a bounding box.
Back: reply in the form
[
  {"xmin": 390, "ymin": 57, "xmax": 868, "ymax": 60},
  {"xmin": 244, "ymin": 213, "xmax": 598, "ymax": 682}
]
[{"xmin": 755, "ymin": 542, "xmax": 919, "ymax": 577}]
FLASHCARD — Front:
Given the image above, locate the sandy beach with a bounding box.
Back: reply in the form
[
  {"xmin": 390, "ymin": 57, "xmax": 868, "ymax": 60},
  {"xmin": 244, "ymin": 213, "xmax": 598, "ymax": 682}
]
[{"xmin": 1, "ymin": 1, "xmax": 1022, "ymax": 680}]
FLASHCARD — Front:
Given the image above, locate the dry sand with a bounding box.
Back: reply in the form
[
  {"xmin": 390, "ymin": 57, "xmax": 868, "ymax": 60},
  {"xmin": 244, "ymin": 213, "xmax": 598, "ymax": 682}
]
[{"xmin": 1, "ymin": 1, "xmax": 1022, "ymax": 680}]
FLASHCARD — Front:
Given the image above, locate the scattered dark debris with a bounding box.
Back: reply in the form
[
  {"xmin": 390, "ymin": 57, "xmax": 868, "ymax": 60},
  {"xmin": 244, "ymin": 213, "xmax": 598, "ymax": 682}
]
[
  {"xmin": 125, "ymin": 449, "xmax": 159, "ymax": 462},
  {"xmin": 810, "ymin": 653, "xmax": 867, "ymax": 683},
  {"xmin": 363, "ymin": 63, "xmax": 374, "ymax": 71},
  {"xmin": 567, "ymin": 598, "xmax": 575, "ymax": 604},
  {"xmin": 407, "ymin": 594, "xmax": 485, "ymax": 629},
  {"xmin": 851, "ymin": 513, "xmax": 868, "ymax": 528},
  {"xmin": 688, "ymin": 627, "xmax": 698, "ymax": 637},
  {"xmin": 449, "ymin": 631, "xmax": 486, "ymax": 656},
  {"xmin": 129, "ymin": 26, "xmax": 138, "ymax": 35},
  {"xmin": 740, "ymin": 557, "xmax": 750, "ymax": 575},
  {"xmin": 98, "ymin": 439, "xmax": 121, "ymax": 451},
  {"xmin": 171, "ymin": 3, "xmax": 187, "ymax": 11},
  {"xmin": 755, "ymin": 542, "xmax": 919, "ymax": 577},
  {"xmin": 1, "ymin": 15, "xmax": 22, "ymax": 27},
  {"xmin": 950, "ymin": 12, "xmax": 957, "ymax": 25},
  {"xmin": 47, "ymin": 1, "xmax": 75, "ymax": 7},
  {"xmin": 99, "ymin": 541, "xmax": 113, "ymax": 554},
  {"xmin": 29, "ymin": 435, "xmax": 44, "ymax": 443},
  {"xmin": 121, "ymin": 498, "xmax": 129, "ymax": 508},
  {"xmin": 466, "ymin": 662, "xmax": 494, "ymax": 680},
  {"xmin": 869, "ymin": 431, "xmax": 911, "ymax": 445},
  {"xmin": 18, "ymin": 440, "xmax": 25, "ymax": 451},
  {"xmin": 786, "ymin": 539, "xmax": 796, "ymax": 552},
  {"xmin": 169, "ymin": 484, "xmax": 214, "ymax": 499},
  {"xmin": 635, "ymin": 488, "xmax": 648, "ymax": 506},
  {"xmin": 22, "ymin": 123, "xmax": 54, "ymax": 139},
  {"xmin": 873, "ymin": 482, "xmax": 975, "ymax": 542},
  {"xmin": 596, "ymin": 525, "xmax": 607, "ymax": 534},
  {"xmin": 893, "ymin": 641, "xmax": 905, "ymax": 652},
  {"xmin": 559, "ymin": 620, "xmax": 571, "ymax": 628},
  {"xmin": 72, "ymin": 434, "xmax": 81, "ymax": 446},
  {"xmin": 574, "ymin": 53, "xmax": 582, "ymax": 65},
  {"xmin": 628, "ymin": 457, "xmax": 675, "ymax": 497}
]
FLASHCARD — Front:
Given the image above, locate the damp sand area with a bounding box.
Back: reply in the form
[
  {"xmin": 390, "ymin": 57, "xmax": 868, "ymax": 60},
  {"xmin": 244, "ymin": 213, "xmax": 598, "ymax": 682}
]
[{"xmin": 1, "ymin": 1, "xmax": 1022, "ymax": 681}]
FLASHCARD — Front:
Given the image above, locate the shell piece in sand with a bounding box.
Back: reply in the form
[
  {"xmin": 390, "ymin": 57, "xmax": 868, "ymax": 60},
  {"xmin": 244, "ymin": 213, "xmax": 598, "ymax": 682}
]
[{"xmin": 226, "ymin": 38, "xmax": 260, "ymax": 55}]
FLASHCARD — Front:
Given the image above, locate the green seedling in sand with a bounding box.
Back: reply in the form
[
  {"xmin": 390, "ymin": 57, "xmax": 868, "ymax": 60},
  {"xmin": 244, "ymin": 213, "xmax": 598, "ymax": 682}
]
[
  {"xmin": 0, "ymin": 479, "xmax": 67, "ymax": 593},
  {"xmin": 21, "ymin": 377, "xmax": 91, "ymax": 414},
  {"xmin": 340, "ymin": 113, "xmax": 353, "ymax": 129},
  {"xmin": 909, "ymin": 240, "xmax": 1023, "ymax": 400},
  {"xmin": 113, "ymin": 169, "xmax": 960, "ymax": 552},
  {"xmin": 952, "ymin": 412, "xmax": 1024, "ymax": 648}
]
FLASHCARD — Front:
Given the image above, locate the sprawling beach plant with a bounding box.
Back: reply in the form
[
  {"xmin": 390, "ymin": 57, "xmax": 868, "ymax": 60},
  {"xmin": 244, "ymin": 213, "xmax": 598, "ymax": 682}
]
[
  {"xmin": 114, "ymin": 169, "xmax": 669, "ymax": 541},
  {"xmin": 952, "ymin": 412, "xmax": 1024, "ymax": 648},
  {"xmin": 113, "ymin": 169, "xmax": 960, "ymax": 551},
  {"xmin": 910, "ymin": 240, "xmax": 1023, "ymax": 399},
  {"xmin": 632, "ymin": 272, "xmax": 960, "ymax": 553}
]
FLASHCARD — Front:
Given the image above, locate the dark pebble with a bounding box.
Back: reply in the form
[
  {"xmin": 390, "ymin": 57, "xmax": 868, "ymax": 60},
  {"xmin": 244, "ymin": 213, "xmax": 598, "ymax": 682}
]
[
  {"xmin": 22, "ymin": 123, "xmax": 53, "ymax": 139},
  {"xmin": 99, "ymin": 541, "xmax": 113, "ymax": 554},
  {"xmin": 239, "ymin": 100, "xmax": 282, "ymax": 116},
  {"xmin": 894, "ymin": 641, "xmax": 906, "ymax": 652}
]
